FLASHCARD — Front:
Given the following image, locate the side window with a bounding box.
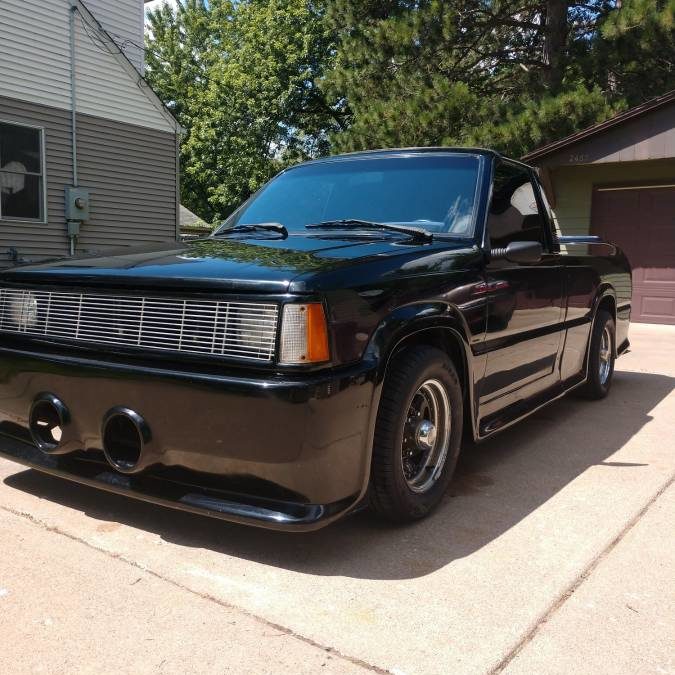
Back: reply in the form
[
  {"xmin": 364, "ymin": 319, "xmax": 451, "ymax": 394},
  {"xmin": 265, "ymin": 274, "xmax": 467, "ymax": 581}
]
[
  {"xmin": 0, "ymin": 121, "xmax": 45, "ymax": 222},
  {"xmin": 488, "ymin": 162, "xmax": 547, "ymax": 250}
]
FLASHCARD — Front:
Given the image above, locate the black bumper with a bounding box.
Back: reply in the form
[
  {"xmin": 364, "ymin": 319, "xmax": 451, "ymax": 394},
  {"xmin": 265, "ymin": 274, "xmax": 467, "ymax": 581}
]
[{"xmin": 0, "ymin": 345, "xmax": 378, "ymax": 531}]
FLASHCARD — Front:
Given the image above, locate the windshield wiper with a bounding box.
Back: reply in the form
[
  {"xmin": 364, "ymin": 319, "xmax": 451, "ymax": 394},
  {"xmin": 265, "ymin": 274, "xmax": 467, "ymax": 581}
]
[
  {"xmin": 216, "ymin": 222, "xmax": 288, "ymax": 238},
  {"xmin": 306, "ymin": 219, "xmax": 433, "ymax": 242}
]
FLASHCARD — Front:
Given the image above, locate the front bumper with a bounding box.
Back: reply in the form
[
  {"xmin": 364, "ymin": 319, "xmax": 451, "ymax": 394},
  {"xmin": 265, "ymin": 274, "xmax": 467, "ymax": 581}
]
[{"xmin": 0, "ymin": 345, "xmax": 378, "ymax": 531}]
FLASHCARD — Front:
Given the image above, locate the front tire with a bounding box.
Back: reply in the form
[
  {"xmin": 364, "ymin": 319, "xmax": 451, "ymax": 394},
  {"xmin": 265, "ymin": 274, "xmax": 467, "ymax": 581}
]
[
  {"xmin": 369, "ymin": 346, "xmax": 463, "ymax": 523},
  {"xmin": 578, "ymin": 309, "xmax": 615, "ymax": 399}
]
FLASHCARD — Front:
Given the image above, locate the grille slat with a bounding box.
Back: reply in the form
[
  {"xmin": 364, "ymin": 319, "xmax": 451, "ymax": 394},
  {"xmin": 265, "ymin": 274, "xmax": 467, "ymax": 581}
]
[{"xmin": 0, "ymin": 287, "xmax": 279, "ymax": 362}]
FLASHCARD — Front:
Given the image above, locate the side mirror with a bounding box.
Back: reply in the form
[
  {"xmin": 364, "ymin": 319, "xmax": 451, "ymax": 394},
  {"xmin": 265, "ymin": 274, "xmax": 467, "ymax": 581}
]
[{"xmin": 491, "ymin": 241, "xmax": 543, "ymax": 264}]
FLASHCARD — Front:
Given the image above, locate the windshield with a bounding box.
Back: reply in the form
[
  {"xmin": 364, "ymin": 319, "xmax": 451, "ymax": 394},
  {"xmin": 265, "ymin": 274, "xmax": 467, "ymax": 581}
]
[{"xmin": 216, "ymin": 154, "xmax": 482, "ymax": 237}]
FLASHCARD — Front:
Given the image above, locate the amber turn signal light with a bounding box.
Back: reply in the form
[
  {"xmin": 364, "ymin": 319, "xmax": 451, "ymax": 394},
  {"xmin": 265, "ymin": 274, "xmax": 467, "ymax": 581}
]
[{"xmin": 279, "ymin": 303, "xmax": 330, "ymax": 364}]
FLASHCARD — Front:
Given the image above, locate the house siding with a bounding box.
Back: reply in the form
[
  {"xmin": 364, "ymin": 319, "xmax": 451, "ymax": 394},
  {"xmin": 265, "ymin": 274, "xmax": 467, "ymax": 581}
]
[
  {"xmin": 82, "ymin": 0, "xmax": 144, "ymax": 71},
  {"xmin": 550, "ymin": 159, "xmax": 675, "ymax": 235},
  {"xmin": 0, "ymin": 0, "xmax": 71, "ymax": 110},
  {"xmin": 0, "ymin": 95, "xmax": 177, "ymax": 267},
  {"xmin": 533, "ymin": 102, "xmax": 675, "ymax": 168},
  {"xmin": 0, "ymin": 97, "xmax": 72, "ymax": 265},
  {"xmin": 75, "ymin": 113, "xmax": 178, "ymax": 252},
  {"xmin": 548, "ymin": 160, "xmax": 674, "ymax": 304},
  {"xmin": 0, "ymin": 0, "xmax": 175, "ymax": 132},
  {"xmin": 74, "ymin": 2, "xmax": 175, "ymax": 132}
]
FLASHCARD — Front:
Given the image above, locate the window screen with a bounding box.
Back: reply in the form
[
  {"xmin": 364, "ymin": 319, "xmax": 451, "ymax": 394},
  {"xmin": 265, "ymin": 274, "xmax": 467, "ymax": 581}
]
[{"xmin": 0, "ymin": 122, "xmax": 44, "ymax": 221}]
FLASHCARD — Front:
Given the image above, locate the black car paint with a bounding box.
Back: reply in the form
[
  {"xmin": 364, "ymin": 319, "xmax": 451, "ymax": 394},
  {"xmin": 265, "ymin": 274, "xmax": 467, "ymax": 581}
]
[{"xmin": 0, "ymin": 148, "xmax": 632, "ymax": 530}]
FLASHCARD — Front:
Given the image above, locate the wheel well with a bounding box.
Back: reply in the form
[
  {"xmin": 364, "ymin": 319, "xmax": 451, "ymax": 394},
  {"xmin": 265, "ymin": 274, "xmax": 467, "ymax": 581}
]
[
  {"xmin": 596, "ymin": 294, "xmax": 616, "ymax": 323},
  {"xmin": 595, "ymin": 294, "xmax": 617, "ymax": 355},
  {"xmin": 389, "ymin": 327, "xmax": 468, "ymax": 396}
]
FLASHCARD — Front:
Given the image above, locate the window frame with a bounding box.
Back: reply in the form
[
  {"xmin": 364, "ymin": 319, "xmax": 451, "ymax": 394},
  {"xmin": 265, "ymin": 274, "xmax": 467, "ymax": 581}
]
[
  {"xmin": 485, "ymin": 158, "xmax": 556, "ymax": 254},
  {"xmin": 530, "ymin": 172, "xmax": 560, "ymax": 253},
  {"xmin": 0, "ymin": 118, "xmax": 48, "ymax": 224}
]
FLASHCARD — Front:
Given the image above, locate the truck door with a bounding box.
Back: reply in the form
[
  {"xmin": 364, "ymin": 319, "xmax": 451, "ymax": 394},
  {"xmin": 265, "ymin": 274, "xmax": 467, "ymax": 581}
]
[{"xmin": 478, "ymin": 161, "xmax": 565, "ymax": 422}]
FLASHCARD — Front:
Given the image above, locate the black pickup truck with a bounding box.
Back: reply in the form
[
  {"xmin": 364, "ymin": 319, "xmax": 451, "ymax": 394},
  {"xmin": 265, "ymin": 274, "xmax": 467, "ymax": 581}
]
[{"xmin": 0, "ymin": 148, "xmax": 631, "ymax": 530}]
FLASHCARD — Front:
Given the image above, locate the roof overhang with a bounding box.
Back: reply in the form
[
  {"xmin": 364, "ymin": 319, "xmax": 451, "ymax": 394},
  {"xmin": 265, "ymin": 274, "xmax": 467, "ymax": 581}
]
[{"xmin": 522, "ymin": 89, "xmax": 675, "ymax": 164}]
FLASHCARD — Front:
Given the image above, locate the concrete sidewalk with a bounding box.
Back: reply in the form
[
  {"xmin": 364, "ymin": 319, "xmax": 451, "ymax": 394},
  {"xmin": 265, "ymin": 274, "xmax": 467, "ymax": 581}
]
[{"xmin": 0, "ymin": 323, "xmax": 673, "ymax": 675}]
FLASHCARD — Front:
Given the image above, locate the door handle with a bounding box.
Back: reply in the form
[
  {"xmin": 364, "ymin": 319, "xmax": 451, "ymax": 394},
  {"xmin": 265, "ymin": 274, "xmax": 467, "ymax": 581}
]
[{"xmin": 474, "ymin": 280, "xmax": 511, "ymax": 294}]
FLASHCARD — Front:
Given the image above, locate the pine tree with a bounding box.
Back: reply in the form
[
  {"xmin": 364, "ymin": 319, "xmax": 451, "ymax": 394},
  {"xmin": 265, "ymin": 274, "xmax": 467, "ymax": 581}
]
[
  {"xmin": 322, "ymin": 0, "xmax": 671, "ymax": 156},
  {"xmin": 595, "ymin": 0, "xmax": 675, "ymax": 103}
]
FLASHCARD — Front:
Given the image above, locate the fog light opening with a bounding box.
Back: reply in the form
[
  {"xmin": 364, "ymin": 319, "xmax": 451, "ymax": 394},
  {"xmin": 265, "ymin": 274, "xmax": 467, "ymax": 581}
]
[
  {"xmin": 30, "ymin": 400, "xmax": 65, "ymax": 452},
  {"xmin": 102, "ymin": 413, "xmax": 144, "ymax": 472}
]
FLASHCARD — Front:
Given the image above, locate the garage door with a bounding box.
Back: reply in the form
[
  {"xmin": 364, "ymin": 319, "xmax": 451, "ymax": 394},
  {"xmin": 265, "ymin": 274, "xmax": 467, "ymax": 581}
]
[{"xmin": 591, "ymin": 184, "xmax": 675, "ymax": 324}]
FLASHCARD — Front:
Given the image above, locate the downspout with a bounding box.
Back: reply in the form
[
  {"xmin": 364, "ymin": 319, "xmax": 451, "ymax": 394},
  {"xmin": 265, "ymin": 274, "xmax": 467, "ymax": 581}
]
[
  {"xmin": 68, "ymin": 1, "xmax": 79, "ymax": 255},
  {"xmin": 175, "ymin": 129, "xmax": 180, "ymax": 242}
]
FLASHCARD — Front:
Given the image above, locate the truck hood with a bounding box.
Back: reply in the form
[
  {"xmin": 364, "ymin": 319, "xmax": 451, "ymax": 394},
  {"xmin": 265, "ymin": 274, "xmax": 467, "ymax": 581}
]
[{"xmin": 0, "ymin": 234, "xmax": 473, "ymax": 293}]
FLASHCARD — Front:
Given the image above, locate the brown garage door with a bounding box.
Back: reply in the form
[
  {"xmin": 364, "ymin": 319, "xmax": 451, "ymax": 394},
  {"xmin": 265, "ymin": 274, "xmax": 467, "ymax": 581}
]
[{"xmin": 591, "ymin": 184, "xmax": 675, "ymax": 324}]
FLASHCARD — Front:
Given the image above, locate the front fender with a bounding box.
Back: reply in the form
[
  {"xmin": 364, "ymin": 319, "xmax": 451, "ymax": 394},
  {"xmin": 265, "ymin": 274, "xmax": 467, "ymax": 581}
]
[
  {"xmin": 363, "ymin": 302, "xmax": 474, "ymax": 382},
  {"xmin": 360, "ymin": 302, "xmax": 482, "ymax": 447}
]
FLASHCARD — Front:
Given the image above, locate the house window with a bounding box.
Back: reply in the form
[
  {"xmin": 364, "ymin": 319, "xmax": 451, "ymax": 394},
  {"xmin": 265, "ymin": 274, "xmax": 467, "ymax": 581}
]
[{"xmin": 0, "ymin": 121, "xmax": 45, "ymax": 221}]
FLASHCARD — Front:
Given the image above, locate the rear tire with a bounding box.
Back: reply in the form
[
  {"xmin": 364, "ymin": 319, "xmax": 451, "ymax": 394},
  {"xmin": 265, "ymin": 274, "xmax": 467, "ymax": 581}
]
[
  {"xmin": 369, "ymin": 346, "xmax": 463, "ymax": 523},
  {"xmin": 578, "ymin": 309, "xmax": 615, "ymax": 399}
]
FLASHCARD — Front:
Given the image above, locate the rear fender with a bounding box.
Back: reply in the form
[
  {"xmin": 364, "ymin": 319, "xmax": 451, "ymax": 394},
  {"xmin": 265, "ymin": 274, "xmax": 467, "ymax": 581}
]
[{"xmin": 590, "ymin": 286, "xmax": 618, "ymax": 356}]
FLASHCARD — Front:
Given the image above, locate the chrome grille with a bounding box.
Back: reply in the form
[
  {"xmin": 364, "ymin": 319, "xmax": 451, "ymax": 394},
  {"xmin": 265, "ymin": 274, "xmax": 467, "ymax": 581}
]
[{"xmin": 0, "ymin": 287, "xmax": 279, "ymax": 362}]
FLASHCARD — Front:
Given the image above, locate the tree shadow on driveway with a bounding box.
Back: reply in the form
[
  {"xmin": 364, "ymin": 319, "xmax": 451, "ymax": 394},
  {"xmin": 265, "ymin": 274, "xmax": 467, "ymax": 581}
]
[{"xmin": 4, "ymin": 370, "xmax": 673, "ymax": 580}]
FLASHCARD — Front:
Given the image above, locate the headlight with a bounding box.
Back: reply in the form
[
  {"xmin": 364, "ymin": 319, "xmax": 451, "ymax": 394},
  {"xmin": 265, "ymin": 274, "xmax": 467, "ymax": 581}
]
[
  {"xmin": 9, "ymin": 291, "xmax": 38, "ymax": 329},
  {"xmin": 279, "ymin": 303, "xmax": 330, "ymax": 365}
]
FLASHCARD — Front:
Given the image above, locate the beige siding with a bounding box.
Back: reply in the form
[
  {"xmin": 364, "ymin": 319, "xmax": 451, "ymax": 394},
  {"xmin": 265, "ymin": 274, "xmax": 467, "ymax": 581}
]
[
  {"xmin": 550, "ymin": 160, "xmax": 673, "ymax": 302},
  {"xmin": 0, "ymin": 95, "xmax": 177, "ymax": 267},
  {"xmin": 74, "ymin": 2, "xmax": 175, "ymax": 132},
  {"xmin": 82, "ymin": 0, "xmax": 144, "ymax": 71},
  {"xmin": 0, "ymin": 0, "xmax": 175, "ymax": 132},
  {"xmin": 0, "ymin": 0, "xmax": 71, "ymax": 110},
  {"xmin": 550, "ymin": 160, "xmax": 675, "ymax": 236}
]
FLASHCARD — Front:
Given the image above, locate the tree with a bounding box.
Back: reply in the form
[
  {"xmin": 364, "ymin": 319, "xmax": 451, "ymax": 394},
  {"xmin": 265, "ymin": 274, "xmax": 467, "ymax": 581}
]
[
  {"xmin": 145, "ymin": 0, "xmax": 231, "ymax": 218},
  {"xmin": 321, "ymin": 0, "xmax": 671, "ymax": 156},
  {"xmin": 594, "ymin": 0, "xmax": 675, "ymax": 103},
  {"xmin": 145, "ymin": 0, "xmax": 336, "ymax": 221},
  {"xmin": 144, "ymin": 0, "xmax": 219, "ymax": 121},
  {"xmin": 145, "ymin": 0, "xmax": 674, "ymax": 215}
]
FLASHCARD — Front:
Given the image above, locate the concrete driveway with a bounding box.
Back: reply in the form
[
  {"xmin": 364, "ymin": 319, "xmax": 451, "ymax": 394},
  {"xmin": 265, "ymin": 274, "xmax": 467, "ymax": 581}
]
[{"xmin": 0, "ymin": 323, "xmax": 673, "ymax": 675}]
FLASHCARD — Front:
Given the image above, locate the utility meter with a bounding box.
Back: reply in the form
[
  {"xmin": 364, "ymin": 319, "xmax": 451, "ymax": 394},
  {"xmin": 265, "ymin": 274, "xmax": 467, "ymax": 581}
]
[{"xmin": 65, "ymin": 187, "xmax": 91, "ymax": 222}]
